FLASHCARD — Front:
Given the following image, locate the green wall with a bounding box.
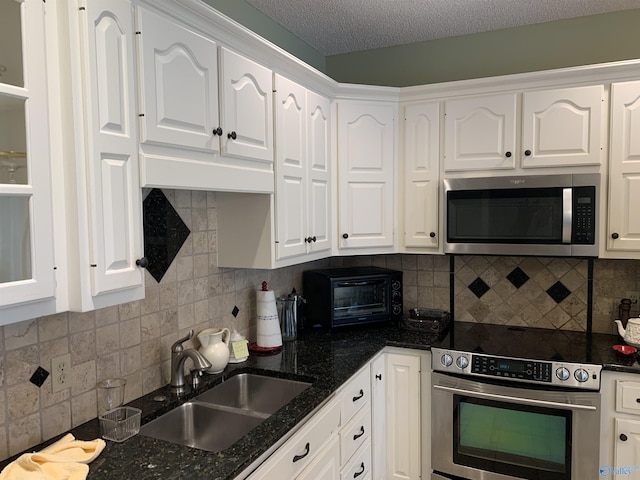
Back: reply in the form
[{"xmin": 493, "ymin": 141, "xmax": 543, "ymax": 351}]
[
  {"xmin": 199, "ymin": 3, "xmax": 640, "ymax": 87},
  {"xmin": 201, "ymin": 0, "xmax": 326, "ymax": 72},
  {"xmin": 325, "ymin": 9, "xmax": 640, "ymax": 87}
]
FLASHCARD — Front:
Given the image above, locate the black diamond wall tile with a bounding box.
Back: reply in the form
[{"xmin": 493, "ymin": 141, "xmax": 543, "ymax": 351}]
[
  {"xmin": 143, "ymin": 189, "xmax": 191, "ymax": 283},
  {"xmin": 30, "ymin": 366, "xmax": 49, "ymax": 388},
  {"xmin": 507, "ymin": 267, "xmax": 530, "ymax": 289},
  {"xmin": 468, "ymin": 277, "xmax": 490, "ymax": 298},
  {"xmin": 547, "ymin": 281, "xmax": 571, "ymax": 303},
  {"xmin": 232, "ymin": 306, "xmax": 240, "ymax": 317}
]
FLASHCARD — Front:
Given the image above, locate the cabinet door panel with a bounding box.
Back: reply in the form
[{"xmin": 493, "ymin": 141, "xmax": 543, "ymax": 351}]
[
  {"xmin": 338, "ymin": 102, "xmax": 395, "ymax": 248},
  {"xmin": 522, "ymin": 85, "xmax": 603, "ymax": 168},
  {"xmin": 444, "ymin": 94, "xmax": 516, "ymax": 171},
  {"xmin": 137, "ymin": 7, "xmax": 219, "ymax": 152},
  {"xmin": 307, "ymin": 91, "xmax": 331, "ymax": 254},
  {"xmin": 275, "ymin": 75, "xmax": 307, "ymax": 260},
  {"xmin": 608, "ymin": 81, "xmax": 640, "ymax": 252},
  {"xmin": 614, "ymin": 417, "xmax": 640, "ymax": 479},
  {"xmin": 85, "ymin": 0, "xmax": 143, "ymax": 296},
  {"xmin": 220, "ymin": 48, "xmax": 273, "ymax": 163},
  {"xmin": 404, "ymin": 102, "xmax": 439, "ymax": 249}
]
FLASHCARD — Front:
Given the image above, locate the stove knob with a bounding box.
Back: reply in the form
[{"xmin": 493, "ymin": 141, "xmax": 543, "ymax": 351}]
[
  {"xmin": 441, "ymin": 354, "xmax": 453, "ymax": 367},
  {"xmin": 574, "ymin": 368, "xmax": 589, "ymax": 383},
  {"xmin": 456, "ymin": 356, "xmax": 469, "ymax": 369},
  {"xmin": 556, "ymin": 367, "xmax": 570, "ymax": 381}
]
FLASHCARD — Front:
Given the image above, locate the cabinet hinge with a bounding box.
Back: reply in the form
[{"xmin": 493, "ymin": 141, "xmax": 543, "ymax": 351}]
[
  {"xmin": 138, "ymin": 113, "xmax": 145, "ymax": 117},
  {"xmin": 136, "ymin": 31, "xmax": 142, "ymax": 35},
  {"xmin": 90, "ymin": 264, "xmax": 97, "ymax": 268}
]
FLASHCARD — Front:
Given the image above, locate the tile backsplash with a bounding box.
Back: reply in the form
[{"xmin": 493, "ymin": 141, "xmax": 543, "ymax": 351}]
[{"xmin": 0, "ymin": 188, "xmax": 638, "ymax": 460}]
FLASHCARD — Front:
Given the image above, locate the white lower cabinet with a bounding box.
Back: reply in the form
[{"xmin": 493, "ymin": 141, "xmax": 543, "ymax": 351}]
[
  {"xmin": 372, "ymin": 349, "xmax": 422, "ymax": 480},
  {"xmin": 601, "ymin": 371, "xmax": 640, "ymax": 479},
  {"xmin": 243, "ymin": 349, "xmax": 425, "ymax": 480}
]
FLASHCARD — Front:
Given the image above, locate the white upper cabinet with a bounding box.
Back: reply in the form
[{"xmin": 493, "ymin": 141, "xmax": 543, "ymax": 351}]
[
  {"xmin": 0, "ymin": 0, "xmax": 56, "ymax": 323},
  {"xmin": 337, "ymin": 101, "xmax": 396, "ymax": 250},
  {"xmin": 606, "ymin": 81, "xmax": 640, "ymax": 256},
  {"xmin": 403, "ymin": 102, "xmax": 440, "ymax": 250},
  {"xmin": 521, "ymin": 85, "xmax": 604, "ymax": 168},
  {"xmin": 444, "ymin": 93, "xmax": 517, "ymax": 172},
  {"xmin": 137, "ymin": 6, "xmax": 220, "ymax": 153},
  {"xmin": 136, "ymin": 7, "xmax": 274, "ymax": 193},
  {"xmin": 58, "ymin": 0, "xmax": 145, "ymax": 311},
  {"xmin": 274, "ymin": 75, "xmax": 331, "ymax": 262},
  {"xmin": 219, "ymin": 47, "xmax": 273, "ymax": 164},
  {"xmin": 443, "ymin": 85, "xmax": 604, "ymax": 173}
]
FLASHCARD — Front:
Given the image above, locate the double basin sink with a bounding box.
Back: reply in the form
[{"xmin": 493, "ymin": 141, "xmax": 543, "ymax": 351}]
[{"xmin": 140, "ymin": 373, "xmax": 312, "ymax": 452}]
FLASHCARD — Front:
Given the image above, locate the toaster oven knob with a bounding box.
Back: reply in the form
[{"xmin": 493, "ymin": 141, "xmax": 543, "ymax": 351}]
[
  {"xmin": 574, "ymin": 368, "xmax": 589, "ymax": 383},
  {"xmin": 456, "ymin": 356, "xmax": 469, "ymax": 369},
  {"xmin": 556, "ymin": 367, "xmax": 570, "ymax": 381},
  {"xmin": 441, "ymin": 353, "xmax": 453, "ymax": 367}
]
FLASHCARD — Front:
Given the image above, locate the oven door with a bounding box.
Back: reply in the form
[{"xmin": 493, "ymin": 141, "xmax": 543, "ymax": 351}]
[{"xmin": 431, "ymin": 372, "xmax": 601, "ymax": 480}]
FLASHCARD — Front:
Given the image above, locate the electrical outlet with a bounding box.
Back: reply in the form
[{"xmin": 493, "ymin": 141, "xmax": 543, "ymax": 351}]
[
  {"xmin": 51, "ymin": 353, "xmax": 71, "ymax": 393},
  {"xmin": 626, "ymin": 291, "xmax": 640, "ymax": 305}
]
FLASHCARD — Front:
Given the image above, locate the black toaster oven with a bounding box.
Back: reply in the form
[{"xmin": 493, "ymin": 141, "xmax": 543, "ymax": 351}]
[{"xmin": 303, "ymin": 266, "xmax": 402, "ymax": 329}]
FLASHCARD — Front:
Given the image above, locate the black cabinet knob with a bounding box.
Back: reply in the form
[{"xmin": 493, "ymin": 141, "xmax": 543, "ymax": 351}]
[
  {"xmin": 505, "ymin": 151, "xmax": 512, "ymax": 158},
  {"xmin": 612, "ymin": 232, "xmax": 620, "ymax": 239},
  {"xmin": 311, "ymin": 236, "xmax": 316, "ymax": 243},
  {"xmin": 620, "ymin": 433, "xmax": 628, "ymax": 441},
  {"xmin": 342, "ymin": 233, "xmax": 349, "ymax": 239},
  {"xmin": 305, "ymin": 236, "xmax": 312, "ymax": 243},
  {"xmin": 429, "ymin": 232, "xmax": 436, "ymax": 238},
  {"xmin": 136, "ymin": 257, "xmax": 149, "ymax": 268},
  {"xmin": 227, "ymin": 131, "xmax": 237, "ymax": 140},
  {"xmin": 212, "ymin": 127, "xmax": 222, "ymax": 136},
  {"xmin": 524, "ymin": 149, "xmax": 532, "ymax": 156}
]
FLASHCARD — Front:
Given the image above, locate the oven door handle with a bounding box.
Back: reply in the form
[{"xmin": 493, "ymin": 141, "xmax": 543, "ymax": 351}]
[{"xmin": 433, "ymin": 384, "xmax": 597, "ymax": 411}]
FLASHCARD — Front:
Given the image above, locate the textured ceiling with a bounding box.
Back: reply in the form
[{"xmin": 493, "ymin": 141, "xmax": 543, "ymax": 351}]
[{"xmin": 244, "ymin": 0, "xmax": 640, "ymax": 55}]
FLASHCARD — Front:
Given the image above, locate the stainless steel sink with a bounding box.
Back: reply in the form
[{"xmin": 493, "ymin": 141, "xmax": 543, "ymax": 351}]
[
  {"xmin": 140, "ymin": 373, "xmax": 312, "ymax": 452},
  {"xmin": 195, "ymin": 373, "xmax": 312, "ymax": 415}
]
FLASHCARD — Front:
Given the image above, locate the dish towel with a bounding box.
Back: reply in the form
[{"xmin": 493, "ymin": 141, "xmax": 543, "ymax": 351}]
[{"xmin": 0, "ymin": 433, "xmax": 106, "ymax": 480}]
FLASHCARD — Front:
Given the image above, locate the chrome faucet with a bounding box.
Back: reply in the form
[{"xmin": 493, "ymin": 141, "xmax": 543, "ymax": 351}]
[{"xmin": 170, "ymin": 329, "xmax": 211, "ymax": 393}]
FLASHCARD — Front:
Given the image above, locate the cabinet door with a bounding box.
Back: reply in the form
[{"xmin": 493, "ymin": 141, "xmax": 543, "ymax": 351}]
[
  {"xmin": 403, "ymin": 102, "xmax": 439, "ymax": 249},
  {"xmin": 275, "ymin": 74, "xmax": 307, "ymax": 260},
  {"xmin": 614, "ymin": 417, "xmax": 640, "ymax": 479},
  {"xmin": 385, "ymin": 353, "xmax": 421, "ymax": 480},
  {"xmin": 137, "ymin": 7, "xmax": 220, "ymax": 153},
  {"xmin": 370, "ymin": 354, "xmax": 386, "ymax": 480},
  {"xmin": 219, "ymin": 48, "xmax": 273, "ymax": 164},
  {"xmin": 522, "ymin": 85, "xmax": 603, "ymax": 168},
  {"xmin": 83, "ymin": 0, "xmax": 143, "ymax": 296},
  {"xmin": 307, "ymin": 90, "xmax": 332, "ymax": 255},
  {"xmin": 0, "ymin": 0, "xmax": 55, "ymax": 317},
  {"xmin": 297, "ymin": 435, "xmax": 340, "ymax": 480},
  {"xmin": 608, "ymin": 81, "xmax": 640, "ymax": 252},
  {"xmin": 444, "ymin": 93, "xmax": 517, "ymax": 171},
  {"xmin": 337, "ymin": 101, "xmax": 395, "ymax": 249}
]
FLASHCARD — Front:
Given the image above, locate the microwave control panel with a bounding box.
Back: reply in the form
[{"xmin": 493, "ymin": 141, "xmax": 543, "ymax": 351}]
[
  {"xmin": 572, "ymin": 186, "xmax": 596, "ymax": 245},
  {"xmin": 432, "ymin": 347, "xmax": 602, "ymax": 391}
]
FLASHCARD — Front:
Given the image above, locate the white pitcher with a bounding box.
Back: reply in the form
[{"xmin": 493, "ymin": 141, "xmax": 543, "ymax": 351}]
[{"xmin": 197, "ymin": 327, "xmax": 231, "ymax": 373}]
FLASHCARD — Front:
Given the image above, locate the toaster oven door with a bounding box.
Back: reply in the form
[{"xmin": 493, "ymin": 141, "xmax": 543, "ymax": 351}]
[{"xmin": 332, "ymin": 278, "xmax": 389, "ymax": 325}]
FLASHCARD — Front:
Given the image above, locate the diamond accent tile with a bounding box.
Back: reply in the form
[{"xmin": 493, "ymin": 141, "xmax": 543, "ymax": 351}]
[
  {"xmin": 506, "ymin": 267, "xmax": 530, "ymax": 289},
  {"xmin": 546, "ymin": 281, "xmax": 571, "ymax": 304},
  {"xmin": 29, "ymin": 366, "xmax": 49, "ymax": 388},
  {"xmin": 468, "ymin": 277, "xmax": 490, "ymax": 299},
  {"xmin": 232, "ymin": 306, "xmax": 240, "ymax": 317},
  {"xmin": 143, "ymin": 189, "xmax": 191, "ymax": 283}
]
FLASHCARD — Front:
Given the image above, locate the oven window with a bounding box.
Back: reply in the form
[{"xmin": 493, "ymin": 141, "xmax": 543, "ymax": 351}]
[
  {"xmin": 447, "ymin": 188, "xmax": 564, "ymax": 244},
  {"xmin": 454, "ymin": 395, "xmax": 571, "ymax": 480},
  {"xmin": 332, "ymin": 279, "xmax": 388, "ymax": 319}
]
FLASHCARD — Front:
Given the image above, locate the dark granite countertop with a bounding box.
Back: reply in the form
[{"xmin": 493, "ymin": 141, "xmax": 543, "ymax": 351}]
[{"xmin": 3, "ymin": 322, "xmax": 639, "ymax": 479}]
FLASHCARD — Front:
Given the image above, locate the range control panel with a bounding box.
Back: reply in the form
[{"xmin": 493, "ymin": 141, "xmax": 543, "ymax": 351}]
[{"xmin": 431, "ymin": 347, "xmax": 601, "ymax": 391}]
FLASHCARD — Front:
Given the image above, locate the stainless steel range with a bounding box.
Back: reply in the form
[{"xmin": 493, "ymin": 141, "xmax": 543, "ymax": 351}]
[{"xmin": 431, "ymin": 347, "xmax": 602, "ymax": 480}]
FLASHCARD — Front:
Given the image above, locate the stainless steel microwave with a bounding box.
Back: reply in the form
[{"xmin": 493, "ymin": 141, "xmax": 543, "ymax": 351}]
[{"xmin": 443, "ymin": 173, "xmax": 600, "ymax": 257}]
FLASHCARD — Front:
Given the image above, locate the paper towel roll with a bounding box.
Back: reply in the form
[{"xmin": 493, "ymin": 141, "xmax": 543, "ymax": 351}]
[{"xmin": 256, "ymin": 289, "xmax": 283, "ymax": 348}]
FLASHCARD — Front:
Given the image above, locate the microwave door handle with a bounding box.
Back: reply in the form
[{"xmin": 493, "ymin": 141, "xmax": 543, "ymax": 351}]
[
  {"xmin": 562, "ymin": 188, "xmax": 572, "ymax": 244},
  {"xmin": 336, "ymin": 281, "xmax": 380, "ymax": 287}
]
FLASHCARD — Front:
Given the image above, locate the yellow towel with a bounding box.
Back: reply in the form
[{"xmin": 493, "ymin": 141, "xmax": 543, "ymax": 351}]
[{"xmin": 0, "ymin": 433, "xmax": 106, "ymax": 480}]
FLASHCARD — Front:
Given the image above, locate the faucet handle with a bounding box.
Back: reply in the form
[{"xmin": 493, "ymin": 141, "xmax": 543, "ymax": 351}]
[{"xmin": 171, "ymin": 329, "xmax": 194, "ymax": 353}]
